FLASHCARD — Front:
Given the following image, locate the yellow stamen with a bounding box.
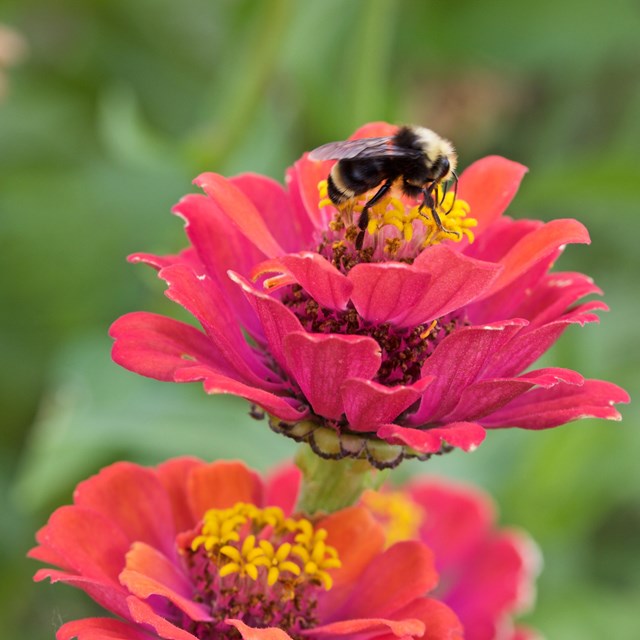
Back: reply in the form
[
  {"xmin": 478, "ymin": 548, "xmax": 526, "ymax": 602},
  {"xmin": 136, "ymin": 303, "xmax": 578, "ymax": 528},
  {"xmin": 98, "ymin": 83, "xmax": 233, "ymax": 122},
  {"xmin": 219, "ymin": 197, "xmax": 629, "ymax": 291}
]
[
  {"xmin": 189, "ymin": 502, "xmax": 341, "ymax": 591},
  {"xmin": 219, "ymin": 535, "xmax": 265, "ymax": 581},
  {"xmin": 315, "ymin": 180, "xmax": 476, "ymax": 249},
  {"xmin": 254, "ymin": 541, "xmax": 301, "ymax": 585},
  {"xmin": 420, "ymin": 320, "xmax": 438, "ymax": 340},
  {"xmin": 291, "ymin": 525, "xmax": 341, "ymax": 590}
]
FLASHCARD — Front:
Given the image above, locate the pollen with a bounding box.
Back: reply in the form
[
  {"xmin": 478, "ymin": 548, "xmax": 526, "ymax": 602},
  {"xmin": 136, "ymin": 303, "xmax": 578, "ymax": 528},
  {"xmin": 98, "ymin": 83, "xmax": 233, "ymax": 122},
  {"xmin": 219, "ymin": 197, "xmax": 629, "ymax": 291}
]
[
  {"xmin": 316, "ymin": 180, "xmax": 476, "ymax": 260},
  {"xmin": 183, "ymin": 502, "xmax": 341, "ymax": 638},
  {"xmin": 361, "ymin": 490, "xmax": 424, "ymax": 548}
]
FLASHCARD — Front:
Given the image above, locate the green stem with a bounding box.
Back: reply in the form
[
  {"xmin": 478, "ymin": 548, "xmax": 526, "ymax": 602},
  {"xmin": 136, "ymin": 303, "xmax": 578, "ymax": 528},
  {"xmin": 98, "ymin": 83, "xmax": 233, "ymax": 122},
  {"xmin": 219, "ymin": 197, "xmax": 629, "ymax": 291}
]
[{"xmin": 294, "ymin": 444, "xmax": 386, "ymax": 515}]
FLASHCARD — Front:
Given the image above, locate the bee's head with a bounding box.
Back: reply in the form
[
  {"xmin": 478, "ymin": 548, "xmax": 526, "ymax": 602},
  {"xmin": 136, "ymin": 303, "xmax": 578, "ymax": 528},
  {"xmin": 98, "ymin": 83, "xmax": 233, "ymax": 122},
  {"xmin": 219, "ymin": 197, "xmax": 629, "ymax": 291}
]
[{"xmin": 413, "ymin": 127, "xmax": 458, "ymax": 181}]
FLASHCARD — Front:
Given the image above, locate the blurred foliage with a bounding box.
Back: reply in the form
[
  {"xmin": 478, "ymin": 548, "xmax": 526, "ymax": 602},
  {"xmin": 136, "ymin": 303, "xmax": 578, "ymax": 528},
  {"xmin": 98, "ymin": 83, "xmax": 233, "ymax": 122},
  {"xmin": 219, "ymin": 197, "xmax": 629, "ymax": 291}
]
[{"xmin": 0, "ymin": 0, "xmax": 638, "ymax": 638}]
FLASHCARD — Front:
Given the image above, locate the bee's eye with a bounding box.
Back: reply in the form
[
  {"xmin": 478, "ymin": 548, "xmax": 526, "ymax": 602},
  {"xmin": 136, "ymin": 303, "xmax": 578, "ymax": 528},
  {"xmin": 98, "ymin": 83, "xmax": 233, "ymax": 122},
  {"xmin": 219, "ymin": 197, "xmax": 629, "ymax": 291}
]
[{"xmin": 434, "ymin": 157, "xmax": 450, "ymax": 179}]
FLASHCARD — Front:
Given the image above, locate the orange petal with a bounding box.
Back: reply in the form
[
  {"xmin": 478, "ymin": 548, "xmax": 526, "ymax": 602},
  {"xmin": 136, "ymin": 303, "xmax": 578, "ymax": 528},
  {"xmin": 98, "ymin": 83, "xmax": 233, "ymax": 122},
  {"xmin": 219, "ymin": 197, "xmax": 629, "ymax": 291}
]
[
  {"xmin": 225, "ymin": 619, "xmax": 293, "ymax": 640},
  {"xmin": 187, "ymin": 461, "xmax": 265, "ymax": 519},
  {"xmin": 156, "ymin": 457, "xmax": 204, "ymax": 532},
  {"xmin": 319, "ymin": 506, "xmax": 385, "ymax": 589}
]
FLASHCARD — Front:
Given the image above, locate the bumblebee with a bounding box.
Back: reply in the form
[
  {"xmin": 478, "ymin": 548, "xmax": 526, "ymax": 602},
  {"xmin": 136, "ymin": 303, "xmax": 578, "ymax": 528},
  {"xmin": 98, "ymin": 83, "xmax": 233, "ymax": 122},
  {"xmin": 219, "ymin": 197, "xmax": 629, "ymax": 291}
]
[{"xmin": 309, "ymin": 125, "xmax": 458, "ymax": 249}]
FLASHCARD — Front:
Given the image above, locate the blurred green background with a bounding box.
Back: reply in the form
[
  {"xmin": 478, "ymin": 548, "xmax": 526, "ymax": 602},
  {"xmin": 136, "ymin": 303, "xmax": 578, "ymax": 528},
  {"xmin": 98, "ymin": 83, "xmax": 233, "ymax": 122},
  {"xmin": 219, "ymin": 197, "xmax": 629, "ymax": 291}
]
[{"xmin": 1, "ymin": 0, "xmax": 638, "ymax": 638}]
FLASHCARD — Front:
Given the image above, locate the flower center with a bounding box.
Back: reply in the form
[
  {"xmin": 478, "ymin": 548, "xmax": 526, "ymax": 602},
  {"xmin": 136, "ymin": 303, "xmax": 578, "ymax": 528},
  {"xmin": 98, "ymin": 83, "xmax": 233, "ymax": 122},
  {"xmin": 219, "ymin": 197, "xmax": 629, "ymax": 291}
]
[
  {"xmin": 361, "ymin": 490, "xmax": 424, "ymax": 548},
  {"xmin": 282, "ymin": 288, "xmax": 468, "ymax": 387},
  {"xmin": 316, "ymin": 180, "xmax": 476, "ymax": 267},
  {"xmin": 179, "ymin": 503, "xmax": 341, "ymax": 639},
  {"xmin": 279, "ymin": 183, "xmax": 473, "ymax": 387}
]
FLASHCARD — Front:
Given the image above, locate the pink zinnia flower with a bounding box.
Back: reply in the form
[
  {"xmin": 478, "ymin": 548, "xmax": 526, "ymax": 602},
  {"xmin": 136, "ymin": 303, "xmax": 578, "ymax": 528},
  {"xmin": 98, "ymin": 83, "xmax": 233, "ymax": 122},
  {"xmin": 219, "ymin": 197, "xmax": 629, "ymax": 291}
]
[
  {"xmin": 31, "ymin": 458, "xmax": 463, "ymax": 640},
  {"xmin": 272, "ymin": 464, "xmax": 542, "ymax": 640},
  {"xmin": 362, "ymin": 480, "xmax": 542, "ymax": 640},
  {"xmin": 110, "ymin": 122, "xmax": 629, "ymax": 468}
]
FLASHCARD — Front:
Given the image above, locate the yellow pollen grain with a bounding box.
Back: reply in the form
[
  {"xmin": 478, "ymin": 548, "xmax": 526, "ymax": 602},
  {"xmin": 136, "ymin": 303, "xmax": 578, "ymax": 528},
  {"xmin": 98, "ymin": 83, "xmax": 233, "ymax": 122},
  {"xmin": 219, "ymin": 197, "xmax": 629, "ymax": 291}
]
[{"xmin": 317, "ymin": 180, "xmax": 329, "ymax": 198}]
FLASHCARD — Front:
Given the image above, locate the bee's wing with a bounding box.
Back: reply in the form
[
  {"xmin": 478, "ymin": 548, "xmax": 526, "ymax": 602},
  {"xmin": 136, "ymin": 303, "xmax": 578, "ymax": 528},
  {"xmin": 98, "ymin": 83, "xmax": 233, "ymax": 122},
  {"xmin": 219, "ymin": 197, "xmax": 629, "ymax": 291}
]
[{"xmin": 309, "ymin": 137, "xmax": 420, "ymax": 161}]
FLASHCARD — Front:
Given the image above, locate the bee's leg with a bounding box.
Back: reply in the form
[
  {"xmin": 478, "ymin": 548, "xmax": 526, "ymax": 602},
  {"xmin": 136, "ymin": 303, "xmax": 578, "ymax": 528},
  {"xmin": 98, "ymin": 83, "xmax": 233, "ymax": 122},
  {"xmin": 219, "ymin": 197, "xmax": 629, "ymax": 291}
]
[
  {"xmin": 440, "ymin": 181, "xmax": 449, "ymax": 205},
  {"xmin": 444, "ymin": 170, "xmax": 459, "ymax": 214},
  {"xmin": 420, "ymin": 187, "xmax": 461, "ymax": 238},
  {"xmin": 355, "ymin": 178, "xmax": 394, "ymax": 249}
]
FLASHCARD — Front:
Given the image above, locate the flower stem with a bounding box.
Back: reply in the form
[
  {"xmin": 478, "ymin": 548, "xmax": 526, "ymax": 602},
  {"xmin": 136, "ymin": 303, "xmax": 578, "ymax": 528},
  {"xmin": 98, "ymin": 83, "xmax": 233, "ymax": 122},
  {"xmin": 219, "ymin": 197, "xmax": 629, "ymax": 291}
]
[{"xmin": 294, "ymin": 444, "xmax": 386, "ymax": 515}]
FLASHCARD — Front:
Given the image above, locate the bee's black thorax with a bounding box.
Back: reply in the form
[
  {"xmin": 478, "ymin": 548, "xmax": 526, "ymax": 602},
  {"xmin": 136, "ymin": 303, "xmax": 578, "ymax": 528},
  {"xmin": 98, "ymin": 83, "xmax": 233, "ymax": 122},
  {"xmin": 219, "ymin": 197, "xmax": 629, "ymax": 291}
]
[{"xmin": 393, "ymin": 126, "xmax": 423, "ymax": 152}]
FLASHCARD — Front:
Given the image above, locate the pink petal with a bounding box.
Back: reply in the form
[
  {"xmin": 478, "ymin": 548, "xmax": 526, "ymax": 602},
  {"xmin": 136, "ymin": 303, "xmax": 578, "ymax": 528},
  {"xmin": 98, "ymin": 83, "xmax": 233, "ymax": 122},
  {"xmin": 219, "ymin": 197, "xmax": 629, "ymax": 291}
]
[
  {"xmin": 464, "ymin": 218, "xmax": 541, "ymax": 264},
  {"xmin": 56, "ymin": 618, "xmax": 154, "ymax": 640},
  {"xmin": 265, "ymin": 464, "xmax": 301, "ymax": 515},
  {"xmin": 230, "ymin": 173, "xmax": 300, "ymax": 253},
  {"xmin": 391, "ymin": 598, "xmax": 464, "ymax": 640},
  {"xmin": 444, "ymin": 368, "xmax": 584, "ymax": 423},
  {"xmin": 283, "ymin": 332, "xmax": 381, "ymax": 420},
  {"xmin": 174, "ymin": 365, "xmax": 308, "ymax": 422},
  {"xmin": 507, "ymin": 271, "xmax": 603, "ymax": 328},
  {"xmin": 155, "ymin": 457, "xmax": 204, "ymax": 533},
  {"xmin": 466, "ymin": 237, "xmax": 558, "ymax": 323},
  {"xmin": 34, "ymin": 570, "xmax": 130, "ymax": 622},
  {"xmin": 110, "ymin": 312, "xmax": 236, "ymax": 383},
  {"xmin": 287, "ymin": 154, "xmax": 333, "ymax": 232},
  {"xmin": 194, "ymin": 172, "xmax": 285, "ymax": 258},
  {"xmin": 29, "ymin": 535, "xmax": 72, "ymax": 570},
  {"xmin": 479, "ymin": 218, "xmax": 590, "ymax": 299},
  {"xmin": 391, "ymin": 245, "xmax": 501, "ymax": 327},
  {"xmin": 350, "ymin": 122, "xmax": 399, "ymax": 139},
  {"xmin": 342, "ymin": 377, "xmax": 434, "ymax": 433},
  {"xmin": 229, "ymin": 271, "xmax": 304, "ymax": 375},
  {"xmin": 128, "ymin": 247, "xmax": 200, "ymax": 272},
  {"xmin": 482, "ymin": 379, "xmax": 630, "ymax": 429},
  {"xmin": 348, "ymin": 262, "xmax": 433, "ymax": 325},
  {"xmin": 160, "ymin": 264, "xmax": 275, "ymax": 386},
  {"xmin": 309, "ymin": 617, "xmax": 425, "ymax": 638},
  {"xmin": 408, "ymin": 479, "xmax": 494, "ymax": 573},
  {"xmin": 120, "ymin": 542, "xmax": 211, "ymax": 622},
  {"xmin": 284, "ymin": 168, "xmax": 321, "ymax": 247},
  {"xmin": 444, "ymin": 531, "xmax": 540, "ymax": 640},
  {"xmin": 467, "ymin": 254, "xmax": 604, "ymax": 330},
  {"xmin": 225, "ymin": 620, "xmax": 293, "ymax": 640},
  {"xmin": 378, "ymin": 422, "xmax": 486, "ymax": 454},
  {"xmin": 479, "ymin": 313, "xmax": 595, "ymax": 380},
  {"xmin": 414, "ymin": 321, "xmax": 526, "ymax": 423},
  {"xmin": 456, "ymin": 156, "xmax": 528, "ymax": 238},
  {"xmin": 186, "ymin": 460, "xmax": 265, "ymax": 519},
  {"xmin": 127, "ymin": 596, "xmax": 198, "ymax": 640},
  {"xmin": 73, "ymin": 463, "xmax": 177, "ymax": 560},
  {"xmin": 172, "ymin": 192, "xmax": 264, "ymax": 336},
  {"xmin": 333, "ymin": 541, "xmax": 438, "ymax": 620},
  {"xmin": 253, "ymin": 252, "xmax": 353, "ymax": 310}
]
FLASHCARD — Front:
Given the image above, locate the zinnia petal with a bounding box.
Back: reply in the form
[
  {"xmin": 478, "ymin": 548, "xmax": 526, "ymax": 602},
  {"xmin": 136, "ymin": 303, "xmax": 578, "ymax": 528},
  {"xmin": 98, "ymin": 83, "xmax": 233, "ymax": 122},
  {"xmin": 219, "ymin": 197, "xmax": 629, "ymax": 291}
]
[
  {"xmin": 283, "ymin": 332, "xmax": 381, "ymax": 420},
  {"xmin": 482, "ymin": 379, "xmax": 630, "ymax": 429},
  {"xmin": 378, "ymin": 422, "xmax": 487, "ymax": 454},
  {"xmin": 456, "ymin": 155, "xmax": 528, "ymax": 237},
  {"xmin": 194, "ymin": 172, "xmax": 285, "ymax": 258},
  {"xmin": 56, "ymin": 618, "xmax": 155, "ymax": 640}
]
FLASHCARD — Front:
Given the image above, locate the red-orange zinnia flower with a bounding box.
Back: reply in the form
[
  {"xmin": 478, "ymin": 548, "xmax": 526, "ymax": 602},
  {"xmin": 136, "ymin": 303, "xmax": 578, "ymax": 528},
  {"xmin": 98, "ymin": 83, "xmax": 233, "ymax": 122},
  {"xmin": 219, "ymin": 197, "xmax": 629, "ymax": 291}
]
[
  {"xmin": 31, "ymin": 458, "xmax": 462, "ymax": 640},
  {"xmin": 110, "ymin": 122, "xmax": 629, "ymax": 468},
  {"xmin": 271, "ymin": 464, "xmax": 542, "ymax": 640}
]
